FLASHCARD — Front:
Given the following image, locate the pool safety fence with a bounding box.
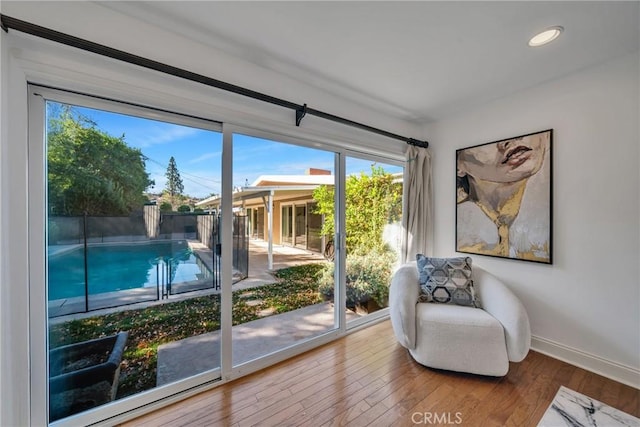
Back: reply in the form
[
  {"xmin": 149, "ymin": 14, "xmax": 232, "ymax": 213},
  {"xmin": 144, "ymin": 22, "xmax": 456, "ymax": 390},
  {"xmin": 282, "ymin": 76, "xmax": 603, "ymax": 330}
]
[{"xmin": 47, "ymin": 213, "xmax": 249, "ymax": 317}]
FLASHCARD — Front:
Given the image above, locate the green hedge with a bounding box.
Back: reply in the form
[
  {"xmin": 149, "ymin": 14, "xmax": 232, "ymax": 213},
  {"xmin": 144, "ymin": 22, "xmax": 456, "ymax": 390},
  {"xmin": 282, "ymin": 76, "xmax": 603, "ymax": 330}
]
[{"xmin": 318, "ymin": 249, "xmax": 396, "ymax": 308}]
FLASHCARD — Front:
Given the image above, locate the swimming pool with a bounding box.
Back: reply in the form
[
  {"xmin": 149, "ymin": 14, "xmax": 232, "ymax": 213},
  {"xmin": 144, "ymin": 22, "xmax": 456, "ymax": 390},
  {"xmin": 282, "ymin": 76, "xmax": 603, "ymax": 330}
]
[{"xmin": 48, "ymin": 241, "xmax": 213, "ymax": 300}]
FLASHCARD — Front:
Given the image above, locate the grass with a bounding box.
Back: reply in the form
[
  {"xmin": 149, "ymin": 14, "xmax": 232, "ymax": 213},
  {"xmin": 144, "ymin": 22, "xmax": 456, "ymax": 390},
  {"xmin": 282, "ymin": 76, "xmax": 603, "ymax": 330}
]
[{"xmin": 49, "ymin": 263, "xmax": 327, "ymax": 398}]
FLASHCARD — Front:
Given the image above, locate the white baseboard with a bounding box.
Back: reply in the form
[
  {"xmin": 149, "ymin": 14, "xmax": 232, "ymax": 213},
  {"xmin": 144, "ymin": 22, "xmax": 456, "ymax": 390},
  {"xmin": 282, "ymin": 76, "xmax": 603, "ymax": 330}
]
[{"xmin": 531, "ymin": 335, "xmax": 640, "ymax": 389}]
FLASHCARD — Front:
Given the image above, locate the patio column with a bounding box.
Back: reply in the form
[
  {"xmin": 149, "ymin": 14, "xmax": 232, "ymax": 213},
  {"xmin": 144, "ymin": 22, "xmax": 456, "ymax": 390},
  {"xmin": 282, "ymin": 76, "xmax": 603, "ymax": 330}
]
[{"xmin": 268, "ymin": 190, "xmax": 274, "ymax": 270}]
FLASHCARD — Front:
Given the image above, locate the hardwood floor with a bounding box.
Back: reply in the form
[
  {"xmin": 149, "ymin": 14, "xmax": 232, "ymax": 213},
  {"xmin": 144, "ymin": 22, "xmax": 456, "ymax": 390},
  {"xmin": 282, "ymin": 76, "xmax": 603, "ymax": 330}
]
[{"xmin": 121, "ymin": 320, "xmax": 640, "ymax": 426}]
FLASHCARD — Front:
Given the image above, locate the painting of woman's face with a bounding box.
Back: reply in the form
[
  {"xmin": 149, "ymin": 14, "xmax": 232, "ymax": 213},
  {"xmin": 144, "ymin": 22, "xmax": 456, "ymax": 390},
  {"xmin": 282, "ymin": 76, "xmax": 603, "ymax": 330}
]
[
  {"xmin": 456, "ymin": 129, "xmax": 552, "ymax": 264},
  {"xmin": 457, "ymin": 132, "xmax": 549, "ymax": 183}
]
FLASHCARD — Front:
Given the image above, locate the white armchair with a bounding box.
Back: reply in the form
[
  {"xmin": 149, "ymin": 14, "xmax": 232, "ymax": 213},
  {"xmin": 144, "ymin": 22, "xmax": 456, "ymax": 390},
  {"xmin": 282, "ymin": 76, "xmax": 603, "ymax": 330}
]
[{"xmin": 389, "ymin": 261, "xmax": 531, "ymax": 376}]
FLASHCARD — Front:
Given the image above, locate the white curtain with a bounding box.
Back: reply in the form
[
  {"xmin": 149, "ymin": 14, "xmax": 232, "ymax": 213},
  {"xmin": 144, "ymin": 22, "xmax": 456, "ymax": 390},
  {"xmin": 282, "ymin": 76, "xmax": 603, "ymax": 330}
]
[{"xmin": 401, "ymin": 145, "xmax": 433, "ymax": 264}]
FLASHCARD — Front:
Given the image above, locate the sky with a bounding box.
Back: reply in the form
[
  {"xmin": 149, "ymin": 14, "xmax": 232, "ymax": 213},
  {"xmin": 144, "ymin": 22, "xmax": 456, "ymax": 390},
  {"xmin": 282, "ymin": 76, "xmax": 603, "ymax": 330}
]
[{"xmin": 48, "ymin": 101, "xmax": 401, "ymax": 199}]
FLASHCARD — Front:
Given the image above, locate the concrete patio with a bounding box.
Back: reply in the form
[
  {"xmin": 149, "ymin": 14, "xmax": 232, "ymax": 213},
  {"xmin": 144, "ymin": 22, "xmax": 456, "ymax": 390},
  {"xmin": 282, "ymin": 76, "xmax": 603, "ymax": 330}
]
[
  {"xmin": 152, "ymin": 240, "xmax": 339, "ymax": 385},
  {"xmin": 156, "ymin": 301, "xmax": 358, "ymax": 386},
  {"xmin": 235, "ymin": 239, "xmax": 327, "ymax": 290}
]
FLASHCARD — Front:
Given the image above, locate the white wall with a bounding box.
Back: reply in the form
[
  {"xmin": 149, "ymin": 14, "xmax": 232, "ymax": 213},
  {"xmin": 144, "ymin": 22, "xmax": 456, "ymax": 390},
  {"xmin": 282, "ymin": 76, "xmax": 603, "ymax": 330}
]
[
  {"xmin": 426, "ymin": 52, "xmax": 640, "ymax": 387},
  {"xmin": 0, "ymin": 9, "xmax": 33, "ymax": 427},
  {"xmin": 0, "ymin": 2, "xmax": 418, "ymax": 425},
  {"xmin": 0, "ymin": 1, "xmax": 419, "ymax": 150}
]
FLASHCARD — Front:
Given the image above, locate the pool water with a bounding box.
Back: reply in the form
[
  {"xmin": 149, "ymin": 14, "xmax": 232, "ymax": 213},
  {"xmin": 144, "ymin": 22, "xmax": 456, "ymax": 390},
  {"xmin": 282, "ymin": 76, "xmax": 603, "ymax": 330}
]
[{"xmin": 48, "ymin": 241, "xmax": 212, "ymax": 300}]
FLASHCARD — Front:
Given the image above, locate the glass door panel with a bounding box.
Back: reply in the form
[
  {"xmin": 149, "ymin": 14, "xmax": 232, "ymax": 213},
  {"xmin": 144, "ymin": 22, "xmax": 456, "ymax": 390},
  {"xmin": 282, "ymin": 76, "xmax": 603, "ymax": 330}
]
[
  {"xmin": 255, "ymin": 207, "xmax": 265, "ymax": 239},
  {"xmin": 344, "ymin": 157, "xmax": 403, "ymax": 321},
  {"xmin": 307, "ymin": 202, "xmax": 323, "ymax": 253},
  {"xmin": 294, "ymin": 205, "xmax": 307, "ymax": 248},
  {"xmin": 231, "ymin": 133, "xmax": 336, "ymax": 366},
  {"xmin": 45, "ymin": 100, "xmax": 222, "ymax": 422},
  {"xmin": 282, "ymin": 205, "xmax": 293, "ymax": 245}
]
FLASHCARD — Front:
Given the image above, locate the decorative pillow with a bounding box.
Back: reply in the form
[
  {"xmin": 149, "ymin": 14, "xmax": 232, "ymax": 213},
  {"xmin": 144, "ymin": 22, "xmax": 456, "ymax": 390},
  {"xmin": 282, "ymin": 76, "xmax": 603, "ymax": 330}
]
[{"xmin": 415, "ymin": 255, "xmax": 480, "ymax": 308}]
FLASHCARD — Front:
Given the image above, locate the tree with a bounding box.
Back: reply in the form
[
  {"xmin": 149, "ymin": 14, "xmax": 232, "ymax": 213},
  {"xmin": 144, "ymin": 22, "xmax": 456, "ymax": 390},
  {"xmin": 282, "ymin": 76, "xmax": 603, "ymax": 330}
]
[
  {"xmin": 165, "ymin": 156, "xmax": 184, "ymax": 208},
  {"xmin": 47, "ymin": 107, "xmax": 153, "ymax": 216},
  {"xmin": 313, "ymin": 166, "xmax": 402, "ymax": 254}
]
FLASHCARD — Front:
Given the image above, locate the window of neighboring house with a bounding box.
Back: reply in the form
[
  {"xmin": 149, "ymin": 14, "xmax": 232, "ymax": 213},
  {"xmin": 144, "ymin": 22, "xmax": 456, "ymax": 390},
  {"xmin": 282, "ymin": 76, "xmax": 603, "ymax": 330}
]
[
  {"xmin": 306, "ymin": 201, "xmax": 323, "ymax": 253},
  {"xmin": 282, "ymin": 205, "xmax": 293, "ymax": 245},
  {"xmin": 254, "ymin": 206, "xmax": 265, "ymax": 239},
  {"xmin": 280, "ymin": 200, "xmax": 323, "ymax": 253}
]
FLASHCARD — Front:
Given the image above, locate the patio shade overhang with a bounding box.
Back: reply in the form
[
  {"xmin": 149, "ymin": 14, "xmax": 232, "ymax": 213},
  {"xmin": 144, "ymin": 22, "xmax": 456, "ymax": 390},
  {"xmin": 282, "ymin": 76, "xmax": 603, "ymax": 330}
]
[
  {"xmin": 195, "ymin": 185, "xmax": 327, "ymax": 208},
  {"xmin": 196, "ymin": 185, "xmax": 330, "ymax": 270}
]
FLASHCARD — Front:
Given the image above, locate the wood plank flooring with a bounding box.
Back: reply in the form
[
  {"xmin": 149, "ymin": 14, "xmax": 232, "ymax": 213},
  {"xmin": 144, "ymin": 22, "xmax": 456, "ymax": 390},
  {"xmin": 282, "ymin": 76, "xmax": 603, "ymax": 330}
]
[{"xmin": 121, "ymin": 320, "xmax": 639, "ymax": 427}]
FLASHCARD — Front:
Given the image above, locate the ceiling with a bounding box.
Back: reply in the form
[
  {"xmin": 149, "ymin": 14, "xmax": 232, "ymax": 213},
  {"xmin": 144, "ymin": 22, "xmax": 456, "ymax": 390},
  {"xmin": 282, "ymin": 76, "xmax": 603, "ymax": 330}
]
[{"xmin": 103, "ymin": 1, "xmax": 638, "ymax": 123}]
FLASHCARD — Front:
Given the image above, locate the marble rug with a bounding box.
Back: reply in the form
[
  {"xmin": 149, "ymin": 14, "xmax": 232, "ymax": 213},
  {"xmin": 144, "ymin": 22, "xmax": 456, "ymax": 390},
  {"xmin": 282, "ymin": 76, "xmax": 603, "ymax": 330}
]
[{"xmin": 538, "ymin": 385, "xmax": 639, "ymax": 427}]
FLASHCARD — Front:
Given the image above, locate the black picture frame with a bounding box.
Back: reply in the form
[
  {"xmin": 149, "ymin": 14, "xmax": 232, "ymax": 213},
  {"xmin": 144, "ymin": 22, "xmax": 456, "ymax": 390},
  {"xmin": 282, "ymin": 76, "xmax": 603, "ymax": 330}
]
[{"xmin": 455, "ymin": 129, "xmax": 553, "ymax": 264}]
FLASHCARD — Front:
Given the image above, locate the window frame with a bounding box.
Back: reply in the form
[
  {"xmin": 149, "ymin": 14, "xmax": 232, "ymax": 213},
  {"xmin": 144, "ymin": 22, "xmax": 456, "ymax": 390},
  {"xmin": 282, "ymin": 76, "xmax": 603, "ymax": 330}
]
[
  {"xmin": 26, "ymin": 86, "xmax": 407, "ymax": 426},
  {"xmin": 3, "ymin": 25, "xmax": 410, "ymax": 424},
  {"xmin": 341, "ymin": 150, "xmax": 405, "ymax": 329},
  {"xmin": 279, "ymin": 198, "xmax": 322, "ymax": 251},
  {"xmin": 28, "ymin": 85, "xmax": 227, "ymax": 427}
]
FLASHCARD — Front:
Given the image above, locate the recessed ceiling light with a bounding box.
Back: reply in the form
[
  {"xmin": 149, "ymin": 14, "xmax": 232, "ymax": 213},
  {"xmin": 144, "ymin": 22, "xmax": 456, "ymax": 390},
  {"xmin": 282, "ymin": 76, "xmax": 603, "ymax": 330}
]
[{"xmin": 528, "ymin": 26, "xmax": 564, "ymax": 47}]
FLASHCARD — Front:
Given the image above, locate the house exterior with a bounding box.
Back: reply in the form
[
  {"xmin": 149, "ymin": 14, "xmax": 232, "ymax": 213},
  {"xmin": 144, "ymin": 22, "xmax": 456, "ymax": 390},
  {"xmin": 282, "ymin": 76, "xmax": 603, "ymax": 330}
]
[{"xmin": 197, "ymin": 169, "xmax": 333, "ymax": 256}]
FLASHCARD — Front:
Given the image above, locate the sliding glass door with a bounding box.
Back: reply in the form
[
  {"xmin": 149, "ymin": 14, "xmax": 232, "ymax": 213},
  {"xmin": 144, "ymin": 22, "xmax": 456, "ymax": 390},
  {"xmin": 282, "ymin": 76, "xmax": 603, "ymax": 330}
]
[
  {"xmin": 229, "ymin": 132, "xmax": 338, "ymax": 366},
  {"xmin": 307, "ymin": 202, "xmax": 323, "ymax": 253},
  {"xmin": 29, "ymin": 86, "xmax": 403, "ymax": 426},
  {"xmin": 32, "ymin": 88, "xmax": 224, "ymax": 424},
  {"xmin": 344, "ymin": 155, "xmax": 404, "ymax": 323},
  {"xmin": 280, "ymin": 201, "xmax": 323, "ymax": 252},
  {"xmin": 294, "ymin": 205, "xmax": 307, "ymax": 248}
]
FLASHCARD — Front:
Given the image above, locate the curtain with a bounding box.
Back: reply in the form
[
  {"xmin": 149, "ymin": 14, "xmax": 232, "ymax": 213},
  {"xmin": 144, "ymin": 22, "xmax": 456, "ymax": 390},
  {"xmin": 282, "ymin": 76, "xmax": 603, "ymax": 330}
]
[{"xmin": 401, "ymin": 145, "xmax": 433, "ymax": 264}]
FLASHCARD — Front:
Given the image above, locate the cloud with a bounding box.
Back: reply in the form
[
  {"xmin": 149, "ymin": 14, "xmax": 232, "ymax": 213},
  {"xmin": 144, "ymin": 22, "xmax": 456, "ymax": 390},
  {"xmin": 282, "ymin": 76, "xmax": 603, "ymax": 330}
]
[
  {"xmin": 188, "ymin": 151, "xmax": 221, "ymax": 164},
  {"xmin": 128, "ymin": 124, "xmax": 202, "ymax": 148},
  {"xmin": 232, "ymin": 139, "xmax": 287, "ymax": 162}
]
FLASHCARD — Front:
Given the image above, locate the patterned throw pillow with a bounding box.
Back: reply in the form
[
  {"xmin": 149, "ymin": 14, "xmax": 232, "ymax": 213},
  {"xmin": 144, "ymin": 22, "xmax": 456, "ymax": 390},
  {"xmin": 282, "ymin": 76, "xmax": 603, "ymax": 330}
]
[{"xmin": 415, "ymin": 255, "xmax": 480, "ymax": 308}]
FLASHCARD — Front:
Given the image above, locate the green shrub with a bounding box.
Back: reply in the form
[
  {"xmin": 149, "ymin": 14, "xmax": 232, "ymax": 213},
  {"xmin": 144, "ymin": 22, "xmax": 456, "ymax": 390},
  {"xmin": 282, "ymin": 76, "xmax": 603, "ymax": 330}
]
[
  {"xmin": 159, "ymin": 202, "xmax": 172, "ymax": 212},
  {"xmin": 313, "ymin": 166, "xmax": 402, "ymax": 254},
  {"xmin": 177, "ymin": 204, "xmax": 191, "ymax": 213},
  {"xmin": 318, "ymin": 249, "xmax": 396, "ymax": 308}
]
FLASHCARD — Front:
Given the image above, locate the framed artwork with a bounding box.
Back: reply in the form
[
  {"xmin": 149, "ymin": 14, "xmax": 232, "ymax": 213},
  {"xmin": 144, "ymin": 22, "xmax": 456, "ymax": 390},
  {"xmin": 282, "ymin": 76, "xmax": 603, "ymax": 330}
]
[{"xmin": 456, "ymin": 129, "xmax": 552, "ymax": 264}]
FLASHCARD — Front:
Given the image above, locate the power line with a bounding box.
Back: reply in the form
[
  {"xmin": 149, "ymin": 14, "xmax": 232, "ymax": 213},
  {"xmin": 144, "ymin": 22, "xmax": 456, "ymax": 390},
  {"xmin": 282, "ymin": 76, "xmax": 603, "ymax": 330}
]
[
  {"xmin": 145, "ymin": 156, "xmax": 220, "ymax": 183},
  {"xmin": 145, "ymin": 156, "xmax": 220, "ymax": 193}
]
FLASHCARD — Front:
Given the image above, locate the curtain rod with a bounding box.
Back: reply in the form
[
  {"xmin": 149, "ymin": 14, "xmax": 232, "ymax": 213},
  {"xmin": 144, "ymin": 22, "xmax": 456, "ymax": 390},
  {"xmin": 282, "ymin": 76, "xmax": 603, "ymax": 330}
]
[{"xmin": 1, "ymin": 14, "xmax": 429, "ymax": 149}]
